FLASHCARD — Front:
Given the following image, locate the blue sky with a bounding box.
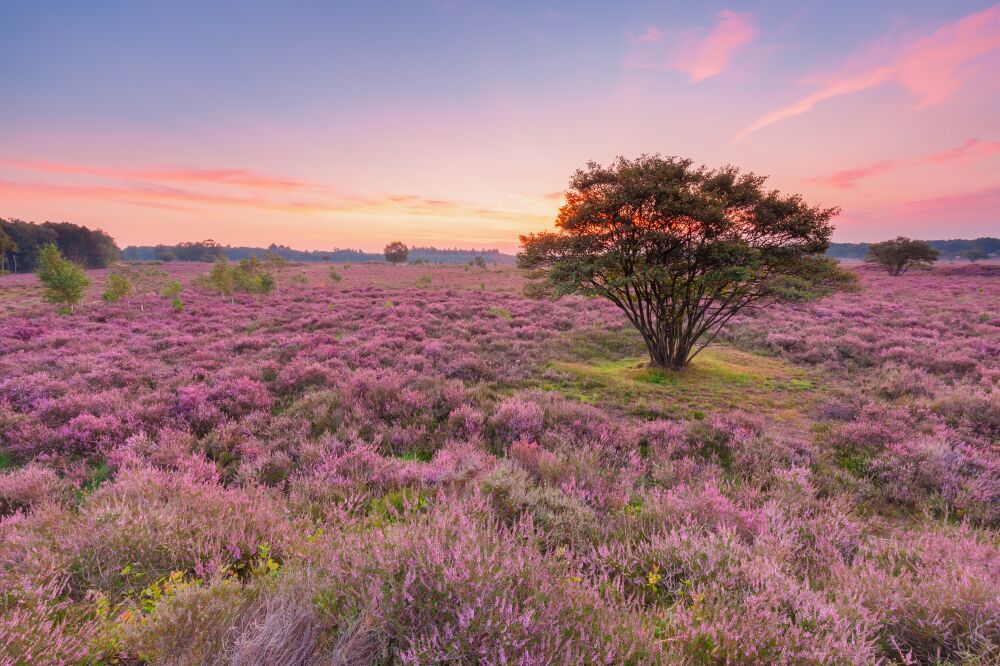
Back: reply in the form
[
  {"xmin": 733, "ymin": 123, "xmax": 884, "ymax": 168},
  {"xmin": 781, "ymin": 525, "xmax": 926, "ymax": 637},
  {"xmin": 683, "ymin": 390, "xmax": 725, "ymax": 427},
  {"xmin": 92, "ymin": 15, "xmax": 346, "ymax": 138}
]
[{"xmin": 1, "ymin": 1, "xmax": 998, "ymax": 250}]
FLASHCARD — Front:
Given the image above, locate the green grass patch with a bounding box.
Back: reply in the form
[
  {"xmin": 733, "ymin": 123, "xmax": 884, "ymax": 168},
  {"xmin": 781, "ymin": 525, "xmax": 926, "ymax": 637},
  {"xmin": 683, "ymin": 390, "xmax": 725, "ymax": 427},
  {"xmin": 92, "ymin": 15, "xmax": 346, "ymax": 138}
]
[
  {"xmin": 0, "ymin": 452, "xmax": 15, "ymax": 471},
  {"xmin": 542, "ymin": 344, "xmax": 820, "ymax": 419}
]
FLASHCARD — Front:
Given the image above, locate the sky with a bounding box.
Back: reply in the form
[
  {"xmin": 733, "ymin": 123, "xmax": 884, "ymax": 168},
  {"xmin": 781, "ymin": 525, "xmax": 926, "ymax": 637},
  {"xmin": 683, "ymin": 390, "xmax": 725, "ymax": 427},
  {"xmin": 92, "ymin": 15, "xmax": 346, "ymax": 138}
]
[{"xmin": 1, "ymin": 1, "xmax": 998, "ymax": 252}]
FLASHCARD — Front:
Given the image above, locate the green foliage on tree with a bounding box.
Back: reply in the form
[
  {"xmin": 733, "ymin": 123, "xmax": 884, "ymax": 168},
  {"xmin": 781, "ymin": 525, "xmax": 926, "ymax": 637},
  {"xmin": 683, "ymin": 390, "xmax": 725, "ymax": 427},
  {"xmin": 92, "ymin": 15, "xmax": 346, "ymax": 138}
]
[
  {"xmin": 864, "ymin": 237, "xmax": 940, "ymax": 276},
  {"xmin": 202, "ymin": 257, "xmax": 235, "ymax": 300},
  {"xmin": 101, "ymin": 264, "xmax": 167, "ymax": 311},
  {"xmin": 102, "ymin": 272, "xmax": 133, "ymax": 303},
  {"xmin": 263, "ymin": 249, "xmax": 289, "ymax": 293},
  {"xmin": 161, "ymin": 280, "xmax": 183, "ymax": 298},
  {"xmin": 233, "ymin": 256, "xmax": 276, "ymax": 294},
  {"xmin": 960, "ymin": 249, "xmax": 989, "ymax": 263},
  {"xmin": 519, "ymin": 155, "xmax": 851, "ymax": 370},
  {"xmin": 199, "ymin": 256, "xmax": 275, "ymax": 301},
  {"xmin": 36, "ymin": 243, "xmax": 90, "ymax": 313},
  {"xmin": 0, "ymin": 228, "xmax": 17, "ymax": 274},
  {"xmin": 384, "ymin": 241, "xmax": 409, "ymax": 265},
  {"xmin": 1, "ymin": 218, "xmax": 119, "ymax": 272}
]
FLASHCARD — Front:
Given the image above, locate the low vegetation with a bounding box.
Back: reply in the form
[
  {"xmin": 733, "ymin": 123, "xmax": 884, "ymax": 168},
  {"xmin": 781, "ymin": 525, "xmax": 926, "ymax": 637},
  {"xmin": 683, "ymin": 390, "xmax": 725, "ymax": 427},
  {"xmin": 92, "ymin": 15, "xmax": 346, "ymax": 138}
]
[{"xmin": 0, "ymin": 257, "xmax": 997, "ymax": 663}]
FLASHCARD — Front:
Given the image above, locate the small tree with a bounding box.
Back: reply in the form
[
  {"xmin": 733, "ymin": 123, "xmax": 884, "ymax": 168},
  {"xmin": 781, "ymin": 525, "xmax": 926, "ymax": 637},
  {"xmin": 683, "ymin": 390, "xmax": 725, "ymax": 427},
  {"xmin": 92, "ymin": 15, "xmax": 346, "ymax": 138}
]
[
  {"xmin": 520, "ymin": 155, "xmax": 853, "ymax": 370},
  {"xmin": 0, "ymin": 228, "xmax": 17, "ymax": 274},
  {"xmin": 203, "ymin": 256, "xmax": 235, "ymax": 301},
  {"xmin": 960, "ymin": 249, "xmax": 989, "ymax": 263},
  {"xmin": 864, "ymin": 237, "xmax": 939, "ymax": 276},
  {"xmin": 102, "ymin": 264, "xmax": 166, "ymax": 311},
  {"xmin": 102, "ymin": 272, "xmax": 133, "ymax": 303},
  {"xmin": 384, "ymin": 241, "xmax": 409, "ymax": 265},
  {"xmin": 36, "ymin": 243, "xmax": 90, "ymax": 312},
  {"xmin": 233, "ymin": 256, "xmax": 275, "ymax": 295},
  {"xmin": 263, "ymin": 249, "xmax": 289, "ymax": 294}
]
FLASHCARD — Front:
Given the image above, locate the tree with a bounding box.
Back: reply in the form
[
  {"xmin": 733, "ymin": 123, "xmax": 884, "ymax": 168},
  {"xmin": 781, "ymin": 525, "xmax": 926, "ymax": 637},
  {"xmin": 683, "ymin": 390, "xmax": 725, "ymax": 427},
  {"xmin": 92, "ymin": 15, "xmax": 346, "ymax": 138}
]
[
  {"xmin": 103, "ymin": 264, "xmax": 167, "ymax": 311},
  {"xmin": 864, "ymin": 237, "xmax": 939, "ymax": 276},
  {"xmin": 384, "ymin": 241, "xmax": 409, "ymax": 265},
  {"xmin": 154, "ymin": 246, "xmax": 177, "ymax": 262},
  {"xmin": 233, "ymin": 256, "xmax": 275, "ymax": 295},
  {"xmin": 519, "ymin": 155, "xmax": 852, "ymax": 370},
  {"xmin": 102, "ymin": 272, "xmax": 133, "ymax": 303},
  {"xmin": 36, "ymin": 244, "xmax": 90, "ymax": 312},
  {"xmin": 263, "ymin": 249, "xmax": 289, "ymax": 293},
  {"xmin": 0, "ymin": 228, "xmax": 16, "ymax": 274},
  {"xmin": 203, "ymin": 257, "xmax": 235, "ymax": 301},
  {"xmin": 960, "ymin": 249, "xmax": 989, "ymax": 263}
]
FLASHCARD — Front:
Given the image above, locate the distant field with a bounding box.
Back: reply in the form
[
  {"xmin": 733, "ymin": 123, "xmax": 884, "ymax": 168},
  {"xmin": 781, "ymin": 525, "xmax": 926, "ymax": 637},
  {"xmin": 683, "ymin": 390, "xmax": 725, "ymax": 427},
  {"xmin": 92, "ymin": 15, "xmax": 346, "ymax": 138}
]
[{"xmin": 1, "ymin": 261, "xmax": 998, "ymax": 663}]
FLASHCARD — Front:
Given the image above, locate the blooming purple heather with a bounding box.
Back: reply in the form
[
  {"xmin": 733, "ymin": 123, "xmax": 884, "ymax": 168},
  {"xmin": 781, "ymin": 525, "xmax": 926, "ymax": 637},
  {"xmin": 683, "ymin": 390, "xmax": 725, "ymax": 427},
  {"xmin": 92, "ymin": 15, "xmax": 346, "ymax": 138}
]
[{"xmin": 1, "ymin": 261, "xmax": 998, "ymax": 663}]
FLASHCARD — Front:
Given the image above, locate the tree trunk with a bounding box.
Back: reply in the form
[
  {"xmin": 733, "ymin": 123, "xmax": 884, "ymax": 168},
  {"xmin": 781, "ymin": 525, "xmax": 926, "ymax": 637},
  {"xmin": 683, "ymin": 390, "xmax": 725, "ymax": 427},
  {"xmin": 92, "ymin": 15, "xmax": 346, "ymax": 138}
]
[{"xmin": 643, "ymin": 329, "xmax": 692, "ymax": 371}]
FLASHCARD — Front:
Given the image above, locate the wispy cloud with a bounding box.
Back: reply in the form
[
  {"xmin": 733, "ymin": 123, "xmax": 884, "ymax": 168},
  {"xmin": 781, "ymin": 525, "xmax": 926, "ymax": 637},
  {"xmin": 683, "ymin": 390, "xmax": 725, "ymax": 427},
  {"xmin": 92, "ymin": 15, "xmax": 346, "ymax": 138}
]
[
  {"xmin": 626, "ymin": 10, "xmax": 756, "ymax": 82},
  {"xmin": 0, "ymin": 159, "xmax": 312, "ymax": 191},
  {"xmin": 901, "ymin": 183, "xmax": 1000, "ymax": 213},
  {"xmin": 734, "ymin": 3, "xmax": 1000, "ymax": 142},
  {"xmin": 809, "ymin": 138, "xmax": 1000, "ymax": 189},
  {"xmin": 0, "ymin": 158, "xmax": 555, "ymax": 225}
]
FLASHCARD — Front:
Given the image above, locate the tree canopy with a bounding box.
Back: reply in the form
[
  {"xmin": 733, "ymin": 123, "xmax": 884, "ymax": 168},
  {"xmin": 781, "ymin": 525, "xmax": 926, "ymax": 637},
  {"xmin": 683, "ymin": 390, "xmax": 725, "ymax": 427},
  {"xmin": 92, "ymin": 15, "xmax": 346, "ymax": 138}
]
[
  {"xmin": 37, "ymin": 244, "xmax": 90, "ymax": 312},
  {"xmin": 519, "ymin": 155, "xmax": 853, "ymax": 370},
  {"xmin": 384, "ymin": 241, "xmax": 409, "ymax": 265},
  {"xmin": 0, "ymin": 218, "xmax": 119, "ymax": 272},
  {"xmin": 864, "ymin": 237, "xmax": 940, "ymax": 276}
]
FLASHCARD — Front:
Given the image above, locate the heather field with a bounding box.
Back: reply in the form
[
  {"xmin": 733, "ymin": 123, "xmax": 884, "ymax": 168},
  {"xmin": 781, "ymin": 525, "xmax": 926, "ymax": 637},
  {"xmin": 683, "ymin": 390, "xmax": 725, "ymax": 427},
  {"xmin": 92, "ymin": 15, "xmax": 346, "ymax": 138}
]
[{"xmin": 1, "ymin": 261, "xmax": 999, "ymax": 665}]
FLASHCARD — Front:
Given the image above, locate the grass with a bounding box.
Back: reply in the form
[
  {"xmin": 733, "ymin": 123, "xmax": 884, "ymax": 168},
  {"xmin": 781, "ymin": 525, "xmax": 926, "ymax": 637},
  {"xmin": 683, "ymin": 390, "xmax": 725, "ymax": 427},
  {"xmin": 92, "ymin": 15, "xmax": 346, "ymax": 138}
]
[{"xmin": 541, "ymin": 329, "xmax": 820, "ymax": 419}]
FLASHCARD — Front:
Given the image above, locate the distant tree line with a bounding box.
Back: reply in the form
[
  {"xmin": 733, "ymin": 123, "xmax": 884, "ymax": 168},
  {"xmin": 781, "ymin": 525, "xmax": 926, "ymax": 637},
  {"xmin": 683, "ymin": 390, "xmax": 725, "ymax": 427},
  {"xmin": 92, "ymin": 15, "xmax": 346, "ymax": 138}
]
[
  {"xmin": 122, "ymin": 242, "xmax": 517, "ymax": 264},
  {"xmin": 828, "ymin": 237, "xmax": 999, "ymax": 260},
  {"xmin": 0, "ymin": 218, "xmax": 119, "ymax": 273}
]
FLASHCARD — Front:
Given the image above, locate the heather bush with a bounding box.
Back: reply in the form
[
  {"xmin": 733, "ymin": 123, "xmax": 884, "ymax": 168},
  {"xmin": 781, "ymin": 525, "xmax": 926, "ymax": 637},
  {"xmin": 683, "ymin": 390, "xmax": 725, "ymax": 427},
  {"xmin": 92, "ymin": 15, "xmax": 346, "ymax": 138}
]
[
  {"xmin": 842, "ymin": 526, "xmax": 1000, "ymax": 662},
  {"xmin": 309, "ymin": 501, "xmax": 657, "ymax": 664},
  {"xmin": 0, "ymin": 261, "xmax": 997, "ymax": 662},
  {"xmin": 0, "ymin": 463, "xmax": 73, "ymax": 516},
  {"xmin": 123, "ymin": 577, "xmax": 252, "ymax": 663},
  {"xmin": 0, "ymin": 577, "xmax": 101, "ymax": 664},
  {"xmin": 52, "ymin": 466, "xmax": 296, "ymax": 600},
  {"xmin": 489, "ymin": 395, "xmax": 545, "ymax": 446},
  {"xmin": 481, "ymin": 462, "xmax": 603, "ymax": 546}
]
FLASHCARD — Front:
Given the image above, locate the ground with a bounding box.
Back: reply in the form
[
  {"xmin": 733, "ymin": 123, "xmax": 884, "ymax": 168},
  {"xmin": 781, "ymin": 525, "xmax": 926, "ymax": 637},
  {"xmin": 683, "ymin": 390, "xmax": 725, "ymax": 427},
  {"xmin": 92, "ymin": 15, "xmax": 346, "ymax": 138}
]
[{"xmin": 0, "ymin": 261, "xmax": 998, "ymax": 664}]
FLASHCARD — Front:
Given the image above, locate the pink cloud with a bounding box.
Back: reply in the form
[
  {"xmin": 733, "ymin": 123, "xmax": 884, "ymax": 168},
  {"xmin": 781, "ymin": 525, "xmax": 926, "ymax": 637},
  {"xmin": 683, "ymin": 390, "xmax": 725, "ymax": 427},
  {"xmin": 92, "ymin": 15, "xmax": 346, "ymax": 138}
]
[
  {"xmin": 734, "ymin": 3, "xmax": 1000, "ymax": 141},
  {"xmin": 0, "ymin": 159, "xmax": 311, "ymax": 191},
  {"xmin": 626, "ymin": 10, "xmax": 756, "ymax": 82},
  {"xmin": 673, "ymin": 11, "xmax": 757, "ymax": 82},
  {"xmin": 0, "ymin": 158, "xmax": 555, "ymax": 227},
  {"xmin": 809, "ymin": 138, "xmax": 1000, "ymax": 189},
  {"xmin": 901, "ymin": 183, "xmax": 1000, "ymax": 213}
]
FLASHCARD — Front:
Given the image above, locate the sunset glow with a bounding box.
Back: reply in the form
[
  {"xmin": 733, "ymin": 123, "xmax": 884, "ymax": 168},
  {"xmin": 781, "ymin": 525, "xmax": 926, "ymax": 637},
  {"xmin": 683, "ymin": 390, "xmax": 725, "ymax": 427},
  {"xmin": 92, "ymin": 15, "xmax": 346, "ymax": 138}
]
[{"xmin": 2, "ymin": 2, "xmax": 998, "ymax": 251}]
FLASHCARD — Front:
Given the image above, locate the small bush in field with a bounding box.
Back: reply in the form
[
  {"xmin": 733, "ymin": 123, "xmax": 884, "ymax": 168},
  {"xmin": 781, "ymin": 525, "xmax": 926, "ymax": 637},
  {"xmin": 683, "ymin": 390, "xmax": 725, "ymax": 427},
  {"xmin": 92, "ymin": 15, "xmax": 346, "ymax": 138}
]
[
  {"xmin": 1, "ymin": 261, "xmax": 997, "ymax": 664},
  {"xmin": 864, "ymin": 236, "xmax": 940, "ymax": 276},
  {"xmin": 414, "ymin": 274, "xmax": 432, "ymax": 288},
  {"xmin": 161, "ymin": 279, "xmax": 182, "ymax": 298},
  {"xmin": 328, "ymin": 267, "xmax": 342, "ymax": 283},
  {"xmin": 36, "ymin": 243, "xmax": 90, "ymax": 312},
  {"xmin": 102, "ymin": 272, "xmax": 133, "ymax": 303}
]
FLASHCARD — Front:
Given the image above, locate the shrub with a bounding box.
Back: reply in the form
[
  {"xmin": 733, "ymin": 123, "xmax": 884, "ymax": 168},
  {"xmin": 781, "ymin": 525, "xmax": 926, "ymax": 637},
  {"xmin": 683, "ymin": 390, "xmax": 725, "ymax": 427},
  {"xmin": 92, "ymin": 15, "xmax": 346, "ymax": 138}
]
[
  {"xmin": 36, "ymin": 243, "xmax": 90, "ymax": 312},
  {"xmin": 490, "ymin": 397, "xmax": 544, "ymax": 446},
  {"xmin": 0, "ymin": 464, "xmax": 72, "ymax": 516},
  {"xmin": 102, "ymin": 272, "xmax": 133, "ymax": 303}
]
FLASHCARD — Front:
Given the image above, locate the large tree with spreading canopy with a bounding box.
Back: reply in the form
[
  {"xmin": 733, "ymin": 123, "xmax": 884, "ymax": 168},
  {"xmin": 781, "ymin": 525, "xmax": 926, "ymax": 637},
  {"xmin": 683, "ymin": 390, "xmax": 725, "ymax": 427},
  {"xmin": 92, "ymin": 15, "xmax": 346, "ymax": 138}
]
[{"xmin": 519, "ymin": 155, "xmax": 853, "ymax": 370}]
